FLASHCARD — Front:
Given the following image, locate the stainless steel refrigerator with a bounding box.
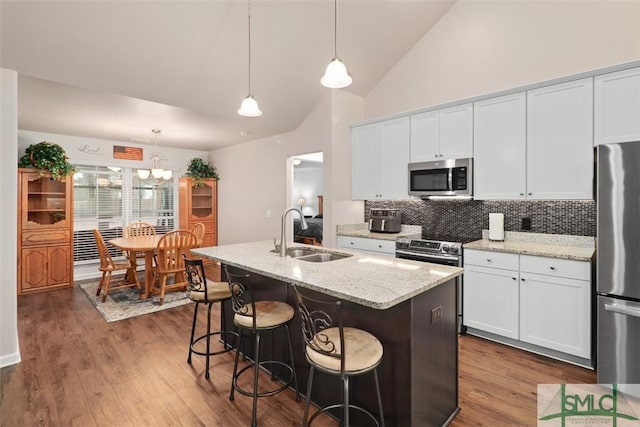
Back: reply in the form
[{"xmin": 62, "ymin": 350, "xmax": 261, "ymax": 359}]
[{"xmin": 597, "ymin": 141, "xmax": 640, "ymax": 384}]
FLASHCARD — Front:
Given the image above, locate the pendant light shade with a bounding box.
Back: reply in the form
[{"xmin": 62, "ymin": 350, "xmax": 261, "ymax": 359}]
[
  {"xmin": 321, "ymin": 57, "xmax": 352, "ymax": 89},
  {"xmin": 138, "ymin": 129, "xmax": 172, "ymax": 180},
  {"xmin": 238, "ymin": 0, "xmax": 262, "ymax": 117},
  {"xmin": 237, "ymin": 95, "xmax": 262, "ymax": 117},
  {"xmin": 322, "ymin": 0, "xmax": 351, "ymax": 89},
  {"xmin": 137, "ymin": 169, "xmax": 150, "ymax": 179}
]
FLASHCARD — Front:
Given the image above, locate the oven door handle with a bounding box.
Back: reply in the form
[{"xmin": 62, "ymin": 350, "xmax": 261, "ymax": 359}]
[{"xmin": 396, "ymin": 250, "xmax": 460, "ymax": 263}]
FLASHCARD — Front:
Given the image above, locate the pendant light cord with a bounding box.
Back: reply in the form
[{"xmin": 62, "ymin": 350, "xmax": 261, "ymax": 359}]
[
  {"xmin": 333, "ymin": 0, "xmax": 337, "ymax": 57},
  {"xmin": 248, "ymin": 0, "xmax": 252, "ymax": 95}
]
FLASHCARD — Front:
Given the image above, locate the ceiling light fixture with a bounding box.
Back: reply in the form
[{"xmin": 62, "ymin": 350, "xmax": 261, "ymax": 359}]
[
  {"xmin": 321, "ymin": 0, "xmax": 352, "ymax": 89},
  {"xmin": 137, "ymin": 129, "xmax": 172, "ymax": 180},
  {"xmin": 237, "ymin": 0, "xmax": 262, "ymax": 117}
]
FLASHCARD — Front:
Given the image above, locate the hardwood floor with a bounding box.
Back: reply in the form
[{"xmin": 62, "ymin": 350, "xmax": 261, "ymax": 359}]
[{"xmin": 1, "ymin": 286, "xmax": 596, "ymax": 427}]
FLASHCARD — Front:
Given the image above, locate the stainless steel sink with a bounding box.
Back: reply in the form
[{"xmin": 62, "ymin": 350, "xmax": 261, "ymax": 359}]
[
  {"xmin": 270, "ymin": 246, "xmax": 352, "ymax": 262},
  {"xmin": 270, "ymin": 247, "xmax": 319, "ymax": 258},
  {"xmin": 296, "ymin": 252, "xmax": 352, "ymax": 263}
]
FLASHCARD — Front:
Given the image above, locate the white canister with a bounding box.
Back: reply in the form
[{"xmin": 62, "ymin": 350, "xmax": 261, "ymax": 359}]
[{"xmin": 489, "ymin": 213, "xmax": 504, "ymax": 241}]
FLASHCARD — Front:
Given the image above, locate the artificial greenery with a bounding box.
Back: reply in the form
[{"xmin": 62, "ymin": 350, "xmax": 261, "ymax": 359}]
[
  {"xmin": 18, "ymin": 141, "xmax": 76, "ymax": 180},
  {"xmin": 185, "ymin": 158, "xmax": 219, "ymax": 186}
]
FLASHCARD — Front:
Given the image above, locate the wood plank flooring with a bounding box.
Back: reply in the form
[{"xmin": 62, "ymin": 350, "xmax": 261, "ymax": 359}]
[{"xmin": 1, "ymin": 285, "xmax": 595, "ymax": 426}]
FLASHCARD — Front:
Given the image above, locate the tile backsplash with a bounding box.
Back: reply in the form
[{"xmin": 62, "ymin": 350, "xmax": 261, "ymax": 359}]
[{"xmin": 364, "ymin": 199, "xmax": 596, "ymax": 239}]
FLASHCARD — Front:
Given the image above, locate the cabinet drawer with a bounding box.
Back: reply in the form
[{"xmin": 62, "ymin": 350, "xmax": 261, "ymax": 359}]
[
  {"xmin": 464, "ymin": 249, "xmax": 519, "ymax": 271},
  {"xmin": 520, "ymin": 255, "xmax": 590, "ymax": 281},
  {"xmin": 337, "ymin": 236, "xmax": 395, "ymax": 254},
  {"xmin": 22, "ymin": 229, "xmax": 70, "ymax": 246}
]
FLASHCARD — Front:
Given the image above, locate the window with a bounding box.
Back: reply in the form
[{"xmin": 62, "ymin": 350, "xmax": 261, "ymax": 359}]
[{"xmin": 73, "ymin": 165, "xmax": 176, "ymax": 264}]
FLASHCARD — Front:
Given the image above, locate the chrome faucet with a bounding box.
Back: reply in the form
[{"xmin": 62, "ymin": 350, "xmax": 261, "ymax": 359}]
[{"xmin": 279, "ymin": 207, "xmax": 308, "ymax": 257}]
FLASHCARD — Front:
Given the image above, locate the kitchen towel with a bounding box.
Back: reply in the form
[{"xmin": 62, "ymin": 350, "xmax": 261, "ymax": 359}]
[{"xmin": 489, "ymin": 213, "xmax": 505, "ymax": 241}]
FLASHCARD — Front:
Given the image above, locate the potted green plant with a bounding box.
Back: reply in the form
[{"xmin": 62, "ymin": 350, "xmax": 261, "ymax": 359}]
[
  {"xmin": 185, "ymin": 158, "xmax": 219, "ymax": 186},
  {"xmin": 18, "ymin": 141, "xmax": 76, "ymax": 180}
]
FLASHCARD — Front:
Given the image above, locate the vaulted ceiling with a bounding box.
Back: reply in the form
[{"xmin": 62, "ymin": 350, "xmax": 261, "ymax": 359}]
[{"xmin": 1, "ymin": 1, "xmax": 455, "ymax": 150}]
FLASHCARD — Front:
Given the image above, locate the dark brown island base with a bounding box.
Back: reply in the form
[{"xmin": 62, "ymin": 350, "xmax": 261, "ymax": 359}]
[{"xmin": 192, "ymin": 240, "xmax": 463, "ymax": 427}]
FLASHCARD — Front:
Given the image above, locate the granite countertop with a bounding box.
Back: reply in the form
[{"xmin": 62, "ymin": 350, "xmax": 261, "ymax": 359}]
[
  {"xmin": 336, "ymin": 223, "xmax": 422, "ymax": 241},
  {"xmin": 192, "ymin": 240, "xmax": 462, "ymax": 310},
  {"xmin": 464, "ymin": 231, "xmax": 595, "ymax": 261}
]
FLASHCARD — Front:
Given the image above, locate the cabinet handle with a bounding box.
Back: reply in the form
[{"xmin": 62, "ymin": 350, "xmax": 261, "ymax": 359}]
[
  {"xmin": 521, "ymin": 278, "xmax": 525, "ymax": 281},
  {"xmin": 519, "ymin": 193, "xmax": 524, "ymax": 196},
  {"xmin": 549, "ymin": 266, "xmax": 556, "ymax": 270},
  {"xmin": 434, "ymin": 154, "xmax": 438, "ymax": 158},
  {"xmin": 350, "ymin": 242, "xmax": 354, "ymax": 245},
  {"xmin": 378, "ymin": 244, "xmax": 382, "ymax": 248},
  {"xmin": 512, "ymin": 277, "xmax": 517, "ymax": 281},
  {"xmin": 486, "ymin": 258, "xmax": 492, "ymax": 262},
  {"xmin": 528, "ymin": 192, "xmax": 533, "ymax": 196}
]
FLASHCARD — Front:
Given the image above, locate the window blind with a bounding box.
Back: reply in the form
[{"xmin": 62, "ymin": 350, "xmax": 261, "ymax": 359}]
[{"xmin": 73, "ymin": 165, "xmax": 176, "ymax": 264}]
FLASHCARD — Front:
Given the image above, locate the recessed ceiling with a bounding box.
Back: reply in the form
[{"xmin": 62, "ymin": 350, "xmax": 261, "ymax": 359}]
[{"xmin": 1, "ymin": 0, "xmax": 456, "ymax": 151}]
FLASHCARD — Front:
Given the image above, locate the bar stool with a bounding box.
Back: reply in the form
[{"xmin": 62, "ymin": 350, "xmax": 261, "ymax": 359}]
[
  {"xmin": 292, "ymin": 286, "xmax": 385, "ymax": 427},
  {"xmin": 184, "ymin": 256, "xmax": 237, "ymax": 379},
  {"xmin": 224, "ymin": 265, "xmax": 300, "ymax": 427}
]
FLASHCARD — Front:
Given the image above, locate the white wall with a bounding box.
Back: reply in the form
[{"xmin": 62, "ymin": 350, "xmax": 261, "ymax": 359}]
[
  {"xmin": 212, "ymin": 90, "xmax": 364, "ymax": 248},
  {"xmin": 18, "ymin": 130, "xmax": 208, "ymax": 174},
  {"xmin": 1, "ymin": 68, "xmax": 20, "ymax": 368},
  {"xmin": 366, "ymin": 0, "xmax": 640, "ymax": 118}
]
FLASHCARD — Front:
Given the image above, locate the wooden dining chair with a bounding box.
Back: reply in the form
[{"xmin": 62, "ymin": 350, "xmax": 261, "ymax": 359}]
[
  {"xmin": 94, "ymin": 229, "xmax": 141, "ymax": 303},
  {"xmin": 190, "ymin": 223, "xmax": 206, "ymax": 248},
  {"xmin": 153, "ymin": 230, "xmax": 197, "ymax": 305},
  {"xmin": 123, "ymin": 221, "xmax": 157, "ymax": 264}
]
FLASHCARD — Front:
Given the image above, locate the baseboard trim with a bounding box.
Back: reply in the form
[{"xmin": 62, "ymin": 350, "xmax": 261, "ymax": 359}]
[{"xmin": 0, "ymin": 351, "xmax": 21, "ymax": 368}]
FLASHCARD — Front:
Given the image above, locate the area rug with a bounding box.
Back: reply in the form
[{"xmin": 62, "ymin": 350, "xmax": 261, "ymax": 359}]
[{"xmin": 79, "ymin": 279, "xmax": 192, "ymax": 323}]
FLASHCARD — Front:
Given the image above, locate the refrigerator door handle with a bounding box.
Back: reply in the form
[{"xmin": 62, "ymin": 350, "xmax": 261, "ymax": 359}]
[{"xmin": 605, "ymin": 303, "xmax": 640, "ymax": 318}]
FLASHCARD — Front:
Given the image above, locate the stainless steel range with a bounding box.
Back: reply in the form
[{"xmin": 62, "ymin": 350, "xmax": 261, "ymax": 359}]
[{"xmin": 396, "ymin": 237, "xmax": 466, "ymax": 333}]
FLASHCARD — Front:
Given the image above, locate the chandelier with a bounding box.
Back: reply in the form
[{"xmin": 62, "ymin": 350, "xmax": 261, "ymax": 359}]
[{"xmin": 137, "ymin": 129, "xmax": 172, "ymax": 180}]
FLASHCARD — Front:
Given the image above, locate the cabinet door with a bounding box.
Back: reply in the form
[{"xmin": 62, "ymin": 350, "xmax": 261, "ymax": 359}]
[
  {"xmin": 189, "ymin": 180, "xmax": 216, "ymax": 222},
  {"xmin": 520, "ymin": 273, "xmax": 591, "ymax": 358},
  {"xmin": 351, "ymin": 123, "xmax": 380, "ymax": 200},
  {"xmin": 527, "ymin": 78, "xmax": 594, "ymax": 200},
  {"xmin": 439, "ymin": 103, "xmax": 473, "ymax": 159},
  {"xmin": 473, "ymin": 92, "xmax": 527, "ymax": 200},
  {"xmin": 48, "ymin": 245, "xmax": 71, "ymax": 285},
  {"xmin": 463, "ymin": 265, "xmax": 519, "ymax": 339},
  {"xmin": 410, "ymin": 110, "xmax": 439, "ymax": 162},
  {"xmin": 594, "ymin": 67, "xmax": 640, "ymax": 145},
  {"xmin": 378, "ymin": 116, "xmax": 411, "ymax": 199},
  {"xmin": 22, "ymin": 247, "xmax": 48, "ymax": 290}
]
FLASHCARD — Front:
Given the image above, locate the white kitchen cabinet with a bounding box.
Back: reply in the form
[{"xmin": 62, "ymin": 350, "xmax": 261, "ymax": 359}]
[
  {"xmin": 337, "ymin": 235, "xmax": 395, "ymax": 256},
  {"xmin": 464, "ymin": 249, "xmax": 592, "ymax": 362},
  {"xmin": 526, "ymin": 78, "xmax": 594, "ymax": 200},
  {"xmin": 351, "ymin": 116, "xmax": 410, "ymax": 200},
  {"xmin": 410, "ymin": 103, "xmax": 473, "ymax": 162},
  {"xmin": 594, "ymin": 67, "xmax": 640, "ymax": 145},
  {"xmin": 473, "ymin": 92, "xmax": 527, "ymax": 200},
  {"xmin": 474, "ymin": 79, "xmax": 594, "ymax": 201}
]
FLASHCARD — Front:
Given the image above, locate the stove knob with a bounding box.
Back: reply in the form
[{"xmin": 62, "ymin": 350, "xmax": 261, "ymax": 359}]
[
  {"xmin": 449, "ymin": 246, "xmax": 459, "ymax": 255},
  {"xmin": 442, "ymin": 244, "xmax": 450, "ymax": 253}
]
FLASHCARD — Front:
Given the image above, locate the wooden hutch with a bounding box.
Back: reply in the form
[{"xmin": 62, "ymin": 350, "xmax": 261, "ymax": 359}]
[
  {"xmin": 179, "ymin": 177, "xmax": 218, "ymax": 247},
  {"xmin": 17, "ymin": 168, "xmax": 74, "ymax": 294}
]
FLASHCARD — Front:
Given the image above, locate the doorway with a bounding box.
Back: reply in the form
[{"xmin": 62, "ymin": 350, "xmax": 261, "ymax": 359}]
[{"xmin": 290, "ymin": 152, "xmax": 323, "ymax": 246}]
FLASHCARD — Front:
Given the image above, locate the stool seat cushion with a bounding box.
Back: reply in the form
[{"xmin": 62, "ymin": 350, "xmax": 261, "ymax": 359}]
[
  {"xmin": 190, "ymin": 280, "xmax": 231, "ymax": 302},
  {"xmin": 234, "ymin": 301, "xmax": 294, "ymax": 329},
  {"xmin": 306, "ymin": 327, "xmax": 383, "ymax": 373}
]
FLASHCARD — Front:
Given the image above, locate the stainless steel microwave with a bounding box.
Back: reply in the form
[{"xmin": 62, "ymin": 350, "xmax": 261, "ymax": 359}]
[{"xmin": 408, "ymin": 158, "xmax": 472, "ymax": 198}]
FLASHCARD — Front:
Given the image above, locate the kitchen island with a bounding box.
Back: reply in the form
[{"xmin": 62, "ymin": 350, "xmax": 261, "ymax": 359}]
[{"xmin": 192, "ymin": 241, "xmax": 463, "ymax": 427}]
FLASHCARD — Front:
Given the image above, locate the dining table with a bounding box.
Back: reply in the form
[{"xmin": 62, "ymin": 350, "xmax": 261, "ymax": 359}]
[{"xmin": 108, "ymin": 235, "xmax": 162, "ymax": 299}]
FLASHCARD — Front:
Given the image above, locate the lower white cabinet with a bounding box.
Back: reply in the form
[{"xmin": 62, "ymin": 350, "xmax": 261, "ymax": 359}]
[
  {"xmin": 463, "ymin": 249, "xmax": 592, "ymax": 361},
  {"xmin": 337, "ymin": 236, "xmax": 395, "ymax": 256}
]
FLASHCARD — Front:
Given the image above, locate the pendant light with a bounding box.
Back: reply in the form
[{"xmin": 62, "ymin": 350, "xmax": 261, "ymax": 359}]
[
  {"xmin": 237, "ymin": 0, "xmax": 262, "ymax": 117},
  {"xmin": 321, "ymin": 0, "xmax": 352, "ymax": 89},
  {"xmin": 137, "ymin": 129, "xmax": 172, "ymax": 180}
]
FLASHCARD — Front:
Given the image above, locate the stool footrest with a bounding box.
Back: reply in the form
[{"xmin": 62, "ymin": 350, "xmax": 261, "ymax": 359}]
[
  {"xmin": 307, "ymin": 403, "xmax": 382, "ymax": 427},
  {"xmin": 190, "ymin": 331, "xmax": 238, "ymax": 357},
  {"xmin": 233, "ymin": 360, "xmax": 296, "ymax": 398}
]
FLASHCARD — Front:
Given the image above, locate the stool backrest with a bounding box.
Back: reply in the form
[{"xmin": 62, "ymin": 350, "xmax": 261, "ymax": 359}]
[
  {"xmin": 183, "ymin": 256, "xmax": 208, "ymax": 301},
  {"xmin": 293, "ymin": 286, "xmax": 346, "ymax": 373},
  {"xmin": 224, "ymin": 264, "xmax": 257, "ymax": 330}
]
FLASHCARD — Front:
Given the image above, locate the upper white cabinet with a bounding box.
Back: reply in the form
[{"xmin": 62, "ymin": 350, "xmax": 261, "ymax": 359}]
[
  {"xmin": 410, "ymin": 103, "xmax": 473, "ymax": 162},
  {"xmin": 474, "ymin": 78, "xmax": 594, "ymax": 200},
  {"xmin": 473, "ymin": 92, "xmax": 527, "ymax": 200},
  {"xmin": 526, "ymin": 78, "xmax": 594, "ymax": 200},
  {"xmin": 352, "ymin": 116, "xmax": 410, "ymax": 200},
  {"xmin": 594, "ymin": 67, "xmax": 640, "ymax": 145}
]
